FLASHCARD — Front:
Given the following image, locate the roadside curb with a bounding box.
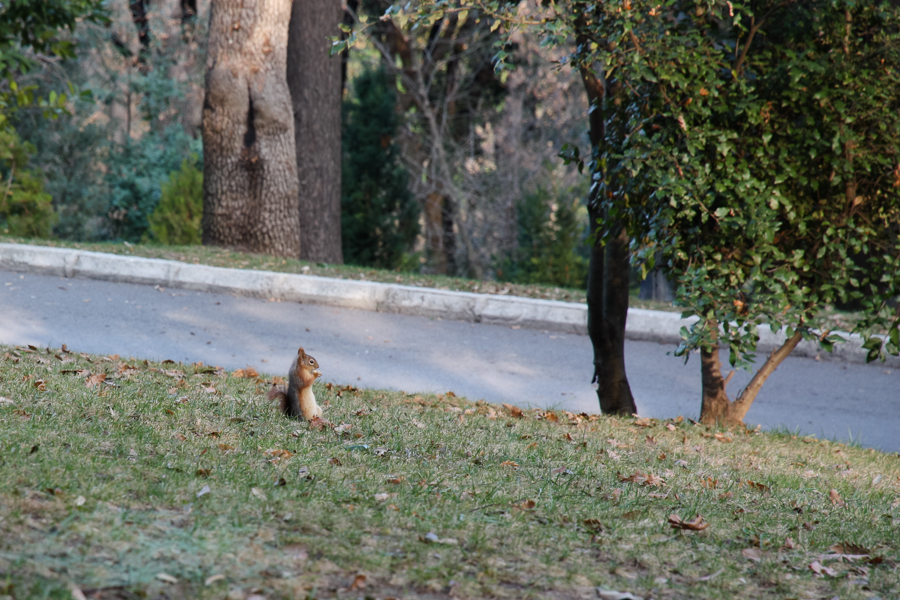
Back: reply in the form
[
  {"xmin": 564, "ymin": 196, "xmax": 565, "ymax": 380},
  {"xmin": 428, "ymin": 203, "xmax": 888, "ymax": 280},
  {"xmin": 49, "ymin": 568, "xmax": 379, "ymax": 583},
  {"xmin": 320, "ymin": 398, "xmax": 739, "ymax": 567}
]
[{"xmin": 1, "ymin": 243, "xmax": 896, "ymax": 367}]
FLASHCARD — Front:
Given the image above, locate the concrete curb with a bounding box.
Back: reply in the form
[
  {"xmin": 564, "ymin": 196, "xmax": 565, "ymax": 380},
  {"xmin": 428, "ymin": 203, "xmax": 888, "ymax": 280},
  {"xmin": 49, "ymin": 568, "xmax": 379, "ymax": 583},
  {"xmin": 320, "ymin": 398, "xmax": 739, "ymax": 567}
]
[{"xmin": 1, "ymin": 242, "xmax": 896, "ymax": 367}]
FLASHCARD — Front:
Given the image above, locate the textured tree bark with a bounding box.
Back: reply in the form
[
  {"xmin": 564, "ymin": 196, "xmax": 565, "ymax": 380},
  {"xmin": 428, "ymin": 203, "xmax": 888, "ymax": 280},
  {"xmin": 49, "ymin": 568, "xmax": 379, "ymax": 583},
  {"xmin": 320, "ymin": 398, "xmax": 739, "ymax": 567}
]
[
  {"xmin": 700, "ymin": 323, "xmax": 804, "ymax": 426},
  {"xmin": 202, "ymin": 0, "xmax": 300, "ymax": 257},
  {"xmin": 579, "ymin": 55, "xmax": 638, "ymax": 416},
  {"xmin": 129, "ymin": 0, "xmax": 150, "ymax": 59},
  {"xmin": 287, "ymin": 0, "xmax": 344, "ymax": 264}
]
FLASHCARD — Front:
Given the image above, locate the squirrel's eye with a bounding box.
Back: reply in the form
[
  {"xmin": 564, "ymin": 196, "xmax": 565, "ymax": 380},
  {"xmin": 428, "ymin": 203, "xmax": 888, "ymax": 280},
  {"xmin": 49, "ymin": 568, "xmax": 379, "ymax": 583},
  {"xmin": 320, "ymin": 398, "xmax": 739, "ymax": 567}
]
[{"xmin": 309, "ymin": 359, "xmax": 314, "ymax": 365}]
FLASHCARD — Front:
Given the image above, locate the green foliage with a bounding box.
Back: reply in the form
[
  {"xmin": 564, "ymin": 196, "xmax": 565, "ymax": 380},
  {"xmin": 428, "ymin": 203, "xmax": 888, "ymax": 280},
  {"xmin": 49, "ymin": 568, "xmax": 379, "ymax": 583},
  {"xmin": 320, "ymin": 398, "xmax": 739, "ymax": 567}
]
[
  {"xmin": 105, "ymin": 125, "xmax": 200, "ymax": 243},
  {"xmin": 342, "ymin": 65, "xmax": 419, "ymax": 269},
  {"xmin": 0, "ymin": 0, "xmax": 107, "ymax": 142},
  {"xmin": 8, "ymin": 12, "xmax": 202, "ymax": 243},
  {"xmin": 0, "ymin": 130, "xmax": 56, "ymax": 238},
  {"xmin": 146, "ymin": 158, "xmax": 203, "ymax": 245},
  {"xmin": 498, "ymin": 182, "xmax": 589, "ymax": 288},
  {"xmin": 561, "ymin": 0, "xmax": 900, "ymax": 365}
]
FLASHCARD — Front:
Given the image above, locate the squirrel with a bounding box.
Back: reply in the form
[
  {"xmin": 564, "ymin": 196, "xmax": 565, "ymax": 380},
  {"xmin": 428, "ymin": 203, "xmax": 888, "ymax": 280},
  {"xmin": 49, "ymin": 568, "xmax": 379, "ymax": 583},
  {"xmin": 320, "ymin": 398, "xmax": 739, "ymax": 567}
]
[{"xmin": 267, "ymin": 347, "xmax": 323, "ymax": 420}]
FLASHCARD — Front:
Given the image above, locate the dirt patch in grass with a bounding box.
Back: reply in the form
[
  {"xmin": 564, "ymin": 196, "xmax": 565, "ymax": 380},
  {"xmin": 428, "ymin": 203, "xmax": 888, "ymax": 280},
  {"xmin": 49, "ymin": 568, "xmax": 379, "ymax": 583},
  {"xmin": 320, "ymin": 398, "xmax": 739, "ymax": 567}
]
[{"xmin": 2, "ymin": 344, "xmax": 899, "ymax": 599}]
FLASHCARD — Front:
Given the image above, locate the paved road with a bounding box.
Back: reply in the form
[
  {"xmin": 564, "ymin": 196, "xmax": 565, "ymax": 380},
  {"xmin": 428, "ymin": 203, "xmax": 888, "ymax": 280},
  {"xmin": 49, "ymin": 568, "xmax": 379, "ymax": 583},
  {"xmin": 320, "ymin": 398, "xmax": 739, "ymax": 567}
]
[{"xmin": 1, "ymin": 269, "xmax": 898, "ymax": 452}]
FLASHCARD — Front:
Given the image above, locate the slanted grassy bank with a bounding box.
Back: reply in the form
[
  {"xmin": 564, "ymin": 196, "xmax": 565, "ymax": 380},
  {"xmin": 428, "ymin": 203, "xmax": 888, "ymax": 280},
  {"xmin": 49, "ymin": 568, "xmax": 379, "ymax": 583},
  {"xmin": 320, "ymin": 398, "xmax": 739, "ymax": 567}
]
[{"xmin": 1, "ymin": 344, "xmax": 898, "ymax": 599}]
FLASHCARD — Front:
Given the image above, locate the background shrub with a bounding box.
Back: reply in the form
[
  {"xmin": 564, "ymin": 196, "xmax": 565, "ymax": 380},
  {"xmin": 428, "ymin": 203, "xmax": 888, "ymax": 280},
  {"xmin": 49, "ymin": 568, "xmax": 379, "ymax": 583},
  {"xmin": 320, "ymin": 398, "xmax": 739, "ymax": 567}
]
[
  {"xmin": 0, "ymin": 131, "xmax": 57, "ymax": 238},
  {"xmin": 497, "ymin": 181, "xmax": 589, "ymax": 289},
  {"xmin": 145, "ymin": 157, "xmax": 203, "ymax": 245}
]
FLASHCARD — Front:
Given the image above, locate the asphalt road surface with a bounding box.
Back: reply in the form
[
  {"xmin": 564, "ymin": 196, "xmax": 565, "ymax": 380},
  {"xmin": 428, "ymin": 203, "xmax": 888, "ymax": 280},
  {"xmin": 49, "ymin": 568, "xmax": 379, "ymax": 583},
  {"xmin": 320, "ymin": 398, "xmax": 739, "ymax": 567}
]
[{"xmin": 1, "ymin": 269, "xmax": 898, "ymax": 452}]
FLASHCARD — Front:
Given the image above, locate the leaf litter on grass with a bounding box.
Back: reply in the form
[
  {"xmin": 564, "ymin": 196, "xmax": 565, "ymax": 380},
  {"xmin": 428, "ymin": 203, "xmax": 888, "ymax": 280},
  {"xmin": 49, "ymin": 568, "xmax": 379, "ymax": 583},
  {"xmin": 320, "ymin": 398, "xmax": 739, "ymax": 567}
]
[{"xmin": 1, "ymin": 343, "xmax": 899, "ymax": 599}]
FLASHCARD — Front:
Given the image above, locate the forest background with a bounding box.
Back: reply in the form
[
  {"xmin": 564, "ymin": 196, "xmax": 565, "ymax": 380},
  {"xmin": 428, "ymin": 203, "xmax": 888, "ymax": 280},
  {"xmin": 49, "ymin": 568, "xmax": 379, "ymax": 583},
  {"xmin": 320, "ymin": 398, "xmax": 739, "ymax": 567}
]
[{"xmin": 1, "ymin": 0, "xmax": 590, "ymax": 290}]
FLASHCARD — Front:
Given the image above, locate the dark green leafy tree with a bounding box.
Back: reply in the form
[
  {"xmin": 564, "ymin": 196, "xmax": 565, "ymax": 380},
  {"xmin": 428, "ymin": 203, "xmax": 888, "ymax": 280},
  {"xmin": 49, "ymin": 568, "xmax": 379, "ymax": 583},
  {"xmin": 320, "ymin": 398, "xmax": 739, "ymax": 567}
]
[
  {"xmin": 571, "ymin": 0, "xmax": 900, "ymax": 424},
  {"xmin": 367, "ymin": 0, "xmax": 900, "ymax": 423},
  {"xmin": 0, "ymin": 0, "xmax": 107, "ymax": 239},
  {"xmin": 341, "ymin": 65, "xmax": 419, "ymax": 269}
]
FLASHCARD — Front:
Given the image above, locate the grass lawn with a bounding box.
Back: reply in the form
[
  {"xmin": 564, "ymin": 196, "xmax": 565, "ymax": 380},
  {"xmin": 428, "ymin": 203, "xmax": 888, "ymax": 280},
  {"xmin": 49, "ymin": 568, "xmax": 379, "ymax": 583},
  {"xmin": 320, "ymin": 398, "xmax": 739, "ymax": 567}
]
[
  {"xmin": 0, "ymin": 235, "xmax": 684, "ymax": 313},
  {"xmin": 2, "ymin": 345, "xmax": 899, "ymax": 599}
]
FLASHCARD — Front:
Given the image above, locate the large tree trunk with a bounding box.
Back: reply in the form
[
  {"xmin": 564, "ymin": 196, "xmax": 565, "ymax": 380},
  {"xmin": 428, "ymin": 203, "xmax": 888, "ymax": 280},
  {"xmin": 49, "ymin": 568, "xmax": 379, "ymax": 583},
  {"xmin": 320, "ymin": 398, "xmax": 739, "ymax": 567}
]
[
  {"xmin": 202, "ymin": 0, "xmax": 300, "ymax": 257},
  {"xmin": 700, "ymin": 322, "xmax": 804, "ymax": 426},
  {"xmin": 579, "ymin": 61, "xmax": 638, "ymax": 416},
  {"xmin": 287, "ymin": 0, "xmax": 344, "ymax": 264}
]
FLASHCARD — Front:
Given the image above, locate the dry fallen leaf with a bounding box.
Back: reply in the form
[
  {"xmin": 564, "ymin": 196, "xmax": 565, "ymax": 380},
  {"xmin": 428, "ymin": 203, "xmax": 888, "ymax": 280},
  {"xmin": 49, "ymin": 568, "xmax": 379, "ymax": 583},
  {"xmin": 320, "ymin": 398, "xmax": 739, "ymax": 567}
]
[
  {"xmin": 741, "ymin": 547, "xmax": 763, "ymax": 562},
  {"xmin": 349, "ymin": 574, "xmax": 367, "ymax": 591},
  {"xmin": 809, "ymin": 560, "xmax": 837, "ymax": 577},
  {"xmin": 500, "ymin": 460, "xmax": 519, "ymax": 468},
  {"xmin": 233, "ymin": 367, "xmax": 259, "ymax": 379},
  {"xmin": 665, "ymin": 423, "xmax": 677, "ymax": 432},
  {"xmin": 156, "ymin": 573, "xmax": 178, "ymax": 584},
  {"xmin": 327, "ymin": 457, "xmax": 342, "ymax": 466},
  {"xmin": 829, "ymin": 542, "xmax": 869, "ymax": 556},
  {"xmin": 308, "ymin": 417, "xmax": 330, "ymax": 431},
  {"xmin": 583, "ymin": 518, "xmax": 604, "ymax": 532},
  {"xmin": 263, "ymin": 448, "xmax": 293, "ymax": 462},
  {"xmin": 502, "ymin": 403, "xmax": 524, "ymax": 418},
  {"xmin": 333, "ymin": 423, "xmax": 353, "ymax": 434},
  {"xmin": 204, "ymin": 574, "xmax": 226, "ymax": 586},
  {"xmin": 85, "ymin": 373, "xmax": 106, "ymax": 388},
  {"xmin": 668, "ymin": 514, "xmax": 709, "ymax": 531},
  {"xmin": 713, "ymin": 433, "xmax": 733, "ymax": 443},
  {"xmin": 744, "ymin": 480, "xmax": 770, "ymax": 493},
  {"xmin": 829, "ymin": 489, "xmax": 845, "ymax": 507},
  {"xmin": 618, "ymin": 471, "xmax": 665, "ymax": 487},
  {"xmin": 513, "ymin": 499, "xmax": 536, "ymax": 511}
]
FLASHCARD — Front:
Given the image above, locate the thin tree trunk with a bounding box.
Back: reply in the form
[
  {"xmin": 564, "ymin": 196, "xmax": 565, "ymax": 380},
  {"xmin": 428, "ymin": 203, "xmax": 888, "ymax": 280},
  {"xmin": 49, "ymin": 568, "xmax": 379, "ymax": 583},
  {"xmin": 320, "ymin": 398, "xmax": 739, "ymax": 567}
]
[
  {"xmin": 700, "ymin": 323, "xmax": 804, "ymax": 426},
  {"xmin": 202, "ymin": 0, "xmax": 301, "ymax": 257},
  {"xmin": 287, "ymin": 0, "xmax": 344, "ymax": 264},
  {"xmin": 579, "ymin": 48, "xmax": 637, "ymax": 416},
  {"xmin": 699, "ymin": 326, "xmax": 732, "ymax": 424}
]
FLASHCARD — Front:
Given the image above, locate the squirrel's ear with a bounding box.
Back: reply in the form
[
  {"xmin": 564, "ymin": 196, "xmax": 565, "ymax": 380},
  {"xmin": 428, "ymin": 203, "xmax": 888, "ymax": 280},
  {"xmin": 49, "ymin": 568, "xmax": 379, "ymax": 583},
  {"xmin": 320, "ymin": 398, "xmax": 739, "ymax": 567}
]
[{"xmin": 297, "ymin": 347, "xmax": 305, "ymax": 356}]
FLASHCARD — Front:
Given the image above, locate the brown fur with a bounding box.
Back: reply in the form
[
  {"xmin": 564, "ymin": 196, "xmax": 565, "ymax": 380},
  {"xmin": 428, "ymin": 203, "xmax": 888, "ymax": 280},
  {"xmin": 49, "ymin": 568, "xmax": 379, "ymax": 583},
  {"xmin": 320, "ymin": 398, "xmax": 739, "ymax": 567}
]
[{"xmin": 267, "ymin": 347, "xmax": 322, "ymax": 420}]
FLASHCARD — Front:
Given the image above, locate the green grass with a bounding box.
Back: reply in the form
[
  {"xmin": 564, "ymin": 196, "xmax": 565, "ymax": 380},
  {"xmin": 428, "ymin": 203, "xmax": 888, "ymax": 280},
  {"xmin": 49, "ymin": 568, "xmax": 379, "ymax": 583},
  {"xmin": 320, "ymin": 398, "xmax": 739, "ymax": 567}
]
[
  {"xmin": 0, "ymin": 235, "xmax": 683, "ymax": 312},
  {"xmin": 2, "ymin": 345, "xmax": 899, "ymax": 599}
]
